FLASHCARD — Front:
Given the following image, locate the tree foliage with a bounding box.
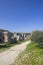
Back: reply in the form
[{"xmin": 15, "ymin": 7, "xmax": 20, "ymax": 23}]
[{"xmin": 31, "ymin": 31, "xmax": 43, "ymax": 48}]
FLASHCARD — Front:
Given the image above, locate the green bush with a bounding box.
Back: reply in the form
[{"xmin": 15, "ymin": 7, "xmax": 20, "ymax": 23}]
[{"xmin": 31, "ymin": 31, "xmax": 43, "ymax": 48}]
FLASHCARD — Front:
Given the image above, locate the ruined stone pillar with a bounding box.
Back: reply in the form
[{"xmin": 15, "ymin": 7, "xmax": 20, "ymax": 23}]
[{"xmin": 3, "ymin": 32, "xmax": 8, "ymax": 43}]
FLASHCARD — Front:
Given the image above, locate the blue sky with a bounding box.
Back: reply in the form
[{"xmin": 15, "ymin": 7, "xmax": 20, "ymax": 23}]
[{"xmin": 0, "ymin": 0, "xmax": 43, "ymax": 32}]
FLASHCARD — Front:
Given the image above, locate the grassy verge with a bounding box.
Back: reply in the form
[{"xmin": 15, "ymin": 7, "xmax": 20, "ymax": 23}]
[
  {"xmin": 12, "ymin": 42, "xmax": 43, "ymax": 65},
  {"xmin": 0, "ymin": 43, "xmax": 17, "ymax": 53},
  {"xmin": 0, "ymin": 40, "xmax": 27, "ymax": 53}
]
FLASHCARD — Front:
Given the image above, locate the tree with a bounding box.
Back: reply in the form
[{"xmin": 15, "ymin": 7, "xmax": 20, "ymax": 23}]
[{"xmin": 31, "ymin": 31, "xmax": 43, "ymax": 48}]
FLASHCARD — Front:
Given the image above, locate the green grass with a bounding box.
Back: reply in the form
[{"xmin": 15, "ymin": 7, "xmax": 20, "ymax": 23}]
[
  {"xmin": 0, "ymin": 40, "xmax": 27, "ymax": 53},
  {"xmin": 12, "ymin": 42, "xmax": 43, "ymax": 65}
]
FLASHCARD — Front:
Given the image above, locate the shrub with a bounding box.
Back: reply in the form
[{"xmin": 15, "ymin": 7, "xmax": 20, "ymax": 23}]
[{"xmin": 31, "ymin": 31, "xmax": 43, "ymax": 48}]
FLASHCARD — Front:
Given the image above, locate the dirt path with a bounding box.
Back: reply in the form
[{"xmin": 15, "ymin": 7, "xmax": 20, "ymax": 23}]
[{"xmin": 0, "ymin": 40, "xmax": 31, "ymax": 65}]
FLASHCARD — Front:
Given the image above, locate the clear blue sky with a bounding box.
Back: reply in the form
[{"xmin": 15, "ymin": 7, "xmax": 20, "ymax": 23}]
[{"xmin": 0, "ymin": 0, "xmax": 43, "ymax": 32}]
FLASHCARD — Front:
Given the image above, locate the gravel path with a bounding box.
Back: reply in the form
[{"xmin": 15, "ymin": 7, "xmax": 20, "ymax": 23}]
[{"xmin": 0, "ymin": 40, "xmax": 31, "ymax": 65}]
